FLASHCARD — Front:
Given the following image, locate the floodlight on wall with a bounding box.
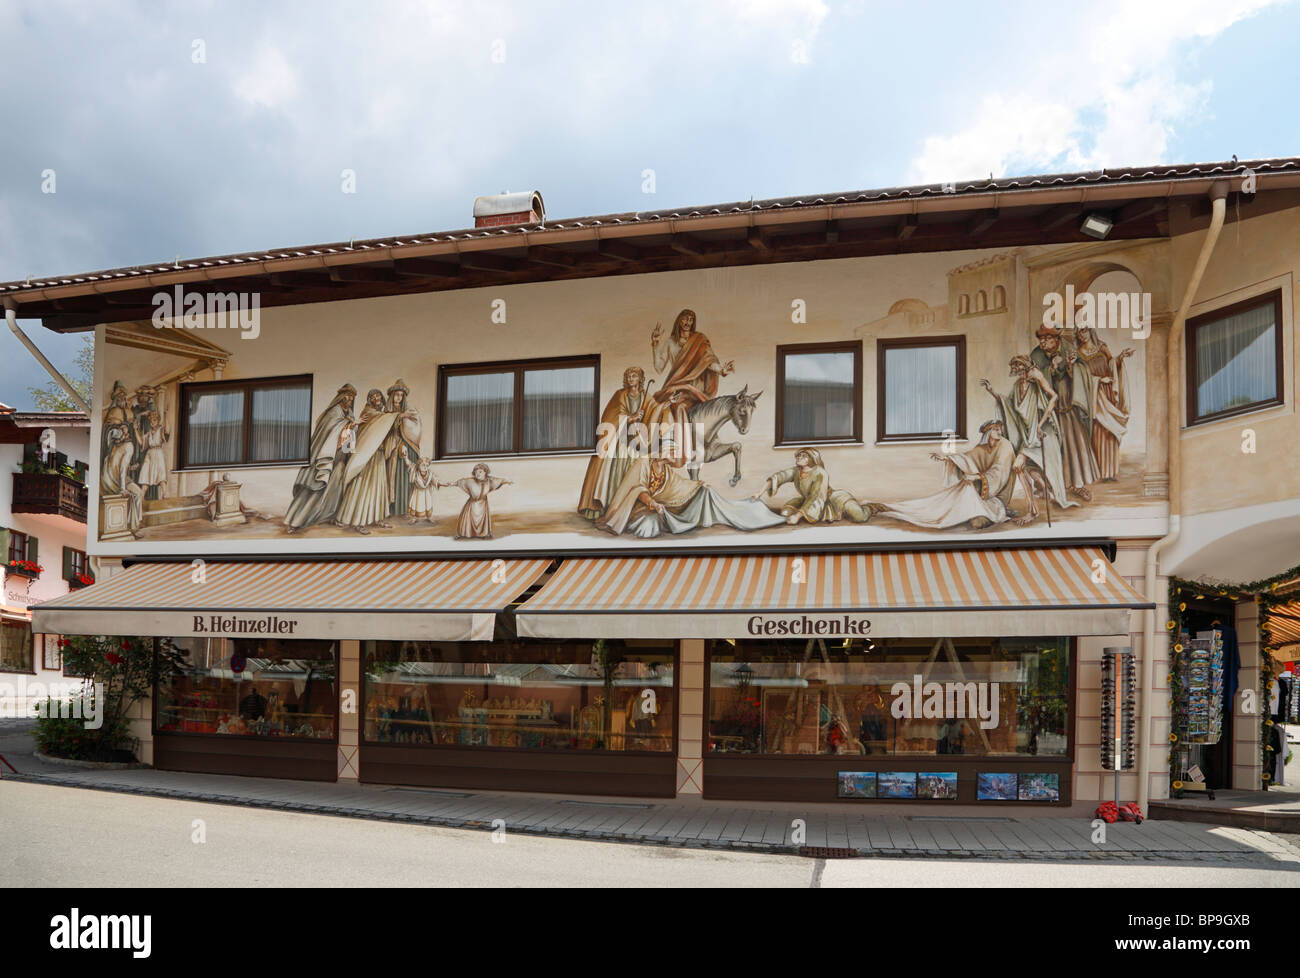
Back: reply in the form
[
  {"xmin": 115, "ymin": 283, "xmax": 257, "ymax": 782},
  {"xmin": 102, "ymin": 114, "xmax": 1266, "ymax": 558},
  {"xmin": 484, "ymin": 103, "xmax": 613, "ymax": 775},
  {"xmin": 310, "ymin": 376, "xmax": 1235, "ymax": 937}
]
[{"xmin": 1080, "ymin": 212, "xmax": 1114, "ymax": 239}]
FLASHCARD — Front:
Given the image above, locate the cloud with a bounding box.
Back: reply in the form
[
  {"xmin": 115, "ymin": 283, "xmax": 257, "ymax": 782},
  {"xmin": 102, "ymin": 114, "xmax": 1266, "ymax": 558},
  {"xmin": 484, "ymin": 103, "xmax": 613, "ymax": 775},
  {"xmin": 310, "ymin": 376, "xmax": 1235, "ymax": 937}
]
[{"xmin": 906, "ymin": 0, "xmax": 1286, "ymax": 183}]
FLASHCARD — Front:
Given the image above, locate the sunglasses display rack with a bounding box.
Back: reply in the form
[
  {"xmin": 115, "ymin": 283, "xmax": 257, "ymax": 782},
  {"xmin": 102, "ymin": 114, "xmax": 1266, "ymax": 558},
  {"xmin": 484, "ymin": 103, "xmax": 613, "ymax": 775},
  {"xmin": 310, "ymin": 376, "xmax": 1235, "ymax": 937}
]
[{"xmin": 1099, "ymin": 647, "xmax": 1136, "ymax": 774}]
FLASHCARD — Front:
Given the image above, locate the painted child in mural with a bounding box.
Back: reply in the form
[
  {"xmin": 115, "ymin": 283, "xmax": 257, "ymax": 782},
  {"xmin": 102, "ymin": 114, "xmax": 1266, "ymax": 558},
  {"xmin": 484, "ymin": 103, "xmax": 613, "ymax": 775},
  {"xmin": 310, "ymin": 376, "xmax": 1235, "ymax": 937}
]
[
  {"xmin": 382, "ymin": 380, "xmax": 421, "ymax": 517},
  {"xmin": 404, "ymin": 456, "xmax": 438, "ymax": 523},
  {"xmin": 134, "ymin": 409, "xmax": 170, "ymax": 498},
  {"xmin": 1075, "ymin": 326, "xmax": 1135, "ymax": 481},
  {"xmin": 644, "ymin": 309, "xmax": 735, "ymax": 460},
  {"xmin": 578, "ymin": 366, "xmax": 650, "ymax": 520},
  {"xmin": 440, "ymin": 464, "xmax": 511, "ymax": 539},
  {"xmin": 865, "ymin": 419, "xmax": 1022, "ymax": 529},
  {"xmin": 983, "ymin": 356, "xmax": 1079, "ymax": 521},
  {"xmin": 283, "ymin": 383, "xmax": 357, "ymax": 533},
  {"xmin": 1031, "ymin": 324, "xmax": 1099, "ymax": 499},
  {"xmin": 755, "ymin": 448, "xmax": 870, "ymax": 525},
  {"xmin": 336, "ymin": 386, "xmax": 416, "ymax": 534}
]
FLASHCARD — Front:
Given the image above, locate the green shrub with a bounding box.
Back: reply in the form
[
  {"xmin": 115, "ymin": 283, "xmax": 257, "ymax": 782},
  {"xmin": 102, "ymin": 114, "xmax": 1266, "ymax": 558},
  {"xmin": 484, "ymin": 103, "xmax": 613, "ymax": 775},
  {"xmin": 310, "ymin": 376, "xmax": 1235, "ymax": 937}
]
[{"xmin": 33, "ymin": 700, "xmax": 131, "ymax": 762}]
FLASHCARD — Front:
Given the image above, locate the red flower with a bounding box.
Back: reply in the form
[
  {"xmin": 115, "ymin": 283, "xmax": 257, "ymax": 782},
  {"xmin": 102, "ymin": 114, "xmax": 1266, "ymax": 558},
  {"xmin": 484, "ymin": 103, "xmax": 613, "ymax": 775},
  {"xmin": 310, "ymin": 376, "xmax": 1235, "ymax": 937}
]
[{"xmin": 105, "ymin": 652, "xmax": 124, "ymax": 666}]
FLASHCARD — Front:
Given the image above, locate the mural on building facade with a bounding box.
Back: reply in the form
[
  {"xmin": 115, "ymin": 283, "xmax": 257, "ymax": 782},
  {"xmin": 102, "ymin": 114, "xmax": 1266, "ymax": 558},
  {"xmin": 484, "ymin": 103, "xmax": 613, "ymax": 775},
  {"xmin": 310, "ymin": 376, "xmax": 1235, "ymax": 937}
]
[{"xmin": 95, "ymin": 243, "xmax": 1159, "ymax": 548}]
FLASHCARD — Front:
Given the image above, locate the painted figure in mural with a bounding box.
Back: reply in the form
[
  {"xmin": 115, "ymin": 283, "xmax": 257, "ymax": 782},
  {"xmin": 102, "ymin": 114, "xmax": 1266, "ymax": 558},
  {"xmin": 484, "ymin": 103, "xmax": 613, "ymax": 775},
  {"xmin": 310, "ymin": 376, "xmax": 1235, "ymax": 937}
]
[
  {"xmin": 336, "ymin": 388, "xmax": 411, "ymax": 534},
  {"xmin": 756, "ymin": 448, "xmax": 869, "ymax": 525},
  {"xmin": 597, "ymin": 453, "xmax": 785, "ymax": 538},
  {"xmin": 645, "ymin": 309, "xmax": 735, "ymax": 461},
  {"xmin": 440, "ymin": 464, "xmax": 511, "ymax": 539},
  {"xmin": 404, "ymin": 456, "xmax": 439, "ymax": 523},
  {"xmin": 983, "ymin": 357, "xmax": 1079, "ymax": 519},
  {"xmin": 101, "ymin": 424, "xmax": 144, "ymax": 537},
  {"xmin": 100, "ymin": 381, "xmax": 135, "ymax": 483},
  {"xmin": 283, "ymin": 383, "xmax": 357, "ymax": 533},
  {"xmin": 1030, "ymin": 324, "xmax": 1099, "ymax": 500},
  {"xmin": 1075, "ymin": 327, "xmax": 1135, "ymax": 481},
  {"xmin": 383, "ymin": 380, "xmax": 421, "ymax": 517},
  {"xmin": 865, "ymin": 420, "xmax": 1021, "ymax": 529},
  {"xmin": 578, "ymin": 366, "xmax": 649, "ymax": 520},
  {"xmin": 685, "ymin": 386, "xmax": 761, "ymax": 487},
  {"xmin": 134, "ymin": 410, "xmax": 170, "ymax": 497}
]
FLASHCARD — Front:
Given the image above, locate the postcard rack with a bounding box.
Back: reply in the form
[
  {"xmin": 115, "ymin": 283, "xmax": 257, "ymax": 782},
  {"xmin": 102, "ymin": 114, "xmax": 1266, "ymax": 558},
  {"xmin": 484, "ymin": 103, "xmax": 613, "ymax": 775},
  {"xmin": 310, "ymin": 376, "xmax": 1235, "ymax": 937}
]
[{"xmin": 1169, "ymin": 630, "xmax": 1225, "ymax": 802}]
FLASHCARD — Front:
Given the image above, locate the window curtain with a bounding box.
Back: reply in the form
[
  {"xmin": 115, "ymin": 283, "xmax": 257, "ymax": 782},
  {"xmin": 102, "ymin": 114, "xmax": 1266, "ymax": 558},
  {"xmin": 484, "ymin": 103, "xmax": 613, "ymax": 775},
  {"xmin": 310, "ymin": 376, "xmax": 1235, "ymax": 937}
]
[
  {"xmin": 884, "ymin": 345, "xmax": 957, "ymax": 436},
  {"xmin": 522, "ymin": 366, "xmax": 594, "ymax": 451},
  {"xmin": 783, "ymin": 352, "xmax": 855, "ymax": 440},
  {"xmin": 444, "ymin": 372, "xmax": 514, "ymax": 455},
  {"xmin": 1196, "ymin": 302, "xmax": 1277, "ymax": 417},
  {"xmin": 185, "ymin": 389, "xmax": 244, "ymax": 466},
  {"xmin": 251, "ymin": 384, "xmax": 311, "ymax": 462}
]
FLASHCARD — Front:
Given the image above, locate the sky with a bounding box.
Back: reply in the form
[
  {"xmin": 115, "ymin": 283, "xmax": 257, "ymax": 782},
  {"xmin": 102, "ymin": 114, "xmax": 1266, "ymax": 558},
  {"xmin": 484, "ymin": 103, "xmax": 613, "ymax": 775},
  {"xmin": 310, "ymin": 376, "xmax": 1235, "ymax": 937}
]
[{"xmin": 2, "ymin": 0, "xmax": 1298, "ymax": 408}]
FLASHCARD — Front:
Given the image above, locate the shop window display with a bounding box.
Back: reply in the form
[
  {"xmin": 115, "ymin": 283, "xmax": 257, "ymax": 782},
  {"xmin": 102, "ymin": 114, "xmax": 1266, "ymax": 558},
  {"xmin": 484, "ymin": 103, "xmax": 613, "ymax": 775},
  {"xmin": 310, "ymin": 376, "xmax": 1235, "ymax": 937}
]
[
  {"xmin": 708, "ymin": 637, "xmax": 1068, "ymax": 757},
  {"xmin": 364, "ymin": 638, "xmax": 675, "ymax": 752},
  {"xmin": 155, "ymin": 638, "xmax": 338, "ymax": 740}
]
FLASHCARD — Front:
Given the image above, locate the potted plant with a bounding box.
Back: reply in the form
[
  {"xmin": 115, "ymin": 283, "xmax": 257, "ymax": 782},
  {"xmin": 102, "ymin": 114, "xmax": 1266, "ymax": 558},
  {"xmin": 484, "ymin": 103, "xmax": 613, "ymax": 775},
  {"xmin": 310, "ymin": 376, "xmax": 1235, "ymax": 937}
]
[
  {"xmin": 6, "ymin": 558, "xmax": 43, "ymax": 579},
  {"xmin": 71, "ymin": 571, "xmax": 95, "ymax": 588}
]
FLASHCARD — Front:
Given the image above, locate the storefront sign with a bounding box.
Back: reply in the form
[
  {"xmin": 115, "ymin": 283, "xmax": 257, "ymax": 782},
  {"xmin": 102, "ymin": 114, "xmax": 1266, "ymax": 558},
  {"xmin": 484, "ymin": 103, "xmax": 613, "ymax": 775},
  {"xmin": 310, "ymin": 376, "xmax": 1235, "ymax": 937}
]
[
  {"xmin": 745, "ymin": 614, "xmax": 871, "ymax": 637},
  {"xmin": 192, "ymin": 614, "xmax": 299, "ymax": 635}
]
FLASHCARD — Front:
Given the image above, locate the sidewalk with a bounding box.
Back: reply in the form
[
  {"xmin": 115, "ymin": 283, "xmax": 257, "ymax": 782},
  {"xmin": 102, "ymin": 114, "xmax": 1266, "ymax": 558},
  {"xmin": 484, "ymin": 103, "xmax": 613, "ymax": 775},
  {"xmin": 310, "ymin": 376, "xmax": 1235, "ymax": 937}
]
[{"xmin": 3, "ymin": 723, "xmax": 1298, "ymax": 863}]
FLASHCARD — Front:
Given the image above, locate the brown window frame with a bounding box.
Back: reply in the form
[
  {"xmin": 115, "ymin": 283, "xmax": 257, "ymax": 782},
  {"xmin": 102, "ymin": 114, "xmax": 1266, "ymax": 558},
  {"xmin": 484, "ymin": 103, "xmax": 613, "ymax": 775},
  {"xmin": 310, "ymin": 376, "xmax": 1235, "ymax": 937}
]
[
  {"xmin": 774, "ymin": 340, "xmax": 864, "ymax": 447},
  {"xmin": 876, "ymin": 335, "xmax": 967, "ymax": 443},
  {"xmin": 1186, "ymin": 290, "xmax": 1285, "ymax": 426},
  {"xmin": 64, "ymin": 547, "xmax": 89, "ymax": 582},
  {"xmin": 1, "ymin": 620, "xmax": 34, "ymax": 674},
  {"xmin": 7, "ymin": 529, "xmax": 30, "ymax": 567},
  {"xmin": 436, "ymin": 354, "xmax": 601, "ymax": 460},
  {"xmin": 176, "ymin": 373, "xmax": 314, "ymax": 470}
]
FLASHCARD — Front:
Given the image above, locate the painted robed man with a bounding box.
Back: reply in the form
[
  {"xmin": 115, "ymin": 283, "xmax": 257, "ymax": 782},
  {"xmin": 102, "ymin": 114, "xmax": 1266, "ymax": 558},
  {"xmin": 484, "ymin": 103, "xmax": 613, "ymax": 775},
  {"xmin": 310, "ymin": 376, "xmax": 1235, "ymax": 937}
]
[
  {"xmin": 1030, "ymin": 324, "xmax": 1099, "ymax": 499},
  {"xmin": 335, "ymin": 387, "xmax": 415, "ymax": 533},
  {"xmin": 578, "ymin": 366, "xmax": 648, "ymax": 520},
  {"xmin": 382, "ymin": 380, "xmax": 421, "ymax": 517},
  {"xmin": 284, "ymin": 383, "xmax": 357, "ymax": 532},
  {"xmin": 866, "ymin": 420, "xmax": 1019, "ymax": 529},
  {"xmin": 643, "ymin": 309, "xmax": 734, "ymax": 460}
]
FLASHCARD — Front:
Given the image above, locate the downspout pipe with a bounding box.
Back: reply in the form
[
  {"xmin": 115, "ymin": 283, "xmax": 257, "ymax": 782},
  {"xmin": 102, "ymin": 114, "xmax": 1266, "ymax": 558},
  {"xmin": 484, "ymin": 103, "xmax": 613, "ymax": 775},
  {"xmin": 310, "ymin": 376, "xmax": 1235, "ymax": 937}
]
[
  {"xmin": 4, "ymin": 302, "xmax": 91, "ymax": 414},
  {"xmin": 1139, "ymin": 180, "xmax": 1228, "ymax": 816}
]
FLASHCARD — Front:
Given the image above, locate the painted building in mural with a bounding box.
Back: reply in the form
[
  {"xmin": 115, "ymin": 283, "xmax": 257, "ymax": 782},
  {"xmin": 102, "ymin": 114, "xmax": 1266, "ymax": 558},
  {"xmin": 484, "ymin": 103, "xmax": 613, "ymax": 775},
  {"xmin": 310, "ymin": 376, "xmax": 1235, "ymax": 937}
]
[{"xmin": 13, "ymin": 159, "xmax": 1300, "ymax": 808}]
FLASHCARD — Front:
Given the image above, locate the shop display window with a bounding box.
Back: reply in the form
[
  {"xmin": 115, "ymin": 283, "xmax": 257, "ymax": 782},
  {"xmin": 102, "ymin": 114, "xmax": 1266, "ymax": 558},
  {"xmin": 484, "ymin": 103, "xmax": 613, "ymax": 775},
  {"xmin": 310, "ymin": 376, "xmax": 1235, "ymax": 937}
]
[
  {"xmin": 364, "ymin": 639, "xmax": 675, "ymax": 752},
  {"xmin": 708, "ymin": 636, "xmax": 1069, "ymax": 757},
  {"xmin": 155, "ymin": 638, "xmax": 337, "ymax": 740}
]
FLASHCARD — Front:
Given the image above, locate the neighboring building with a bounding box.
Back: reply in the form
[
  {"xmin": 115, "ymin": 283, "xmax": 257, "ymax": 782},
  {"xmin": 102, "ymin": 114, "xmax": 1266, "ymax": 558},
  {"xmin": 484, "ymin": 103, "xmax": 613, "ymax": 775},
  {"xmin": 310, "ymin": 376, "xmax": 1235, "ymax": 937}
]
[
  {"xmin": 0, "ymin": 404, "xmax": 91, "ymax": 712},
  {"xmin": 8, "ymin": 158, "xmax": 1299, "ymax": 808}
]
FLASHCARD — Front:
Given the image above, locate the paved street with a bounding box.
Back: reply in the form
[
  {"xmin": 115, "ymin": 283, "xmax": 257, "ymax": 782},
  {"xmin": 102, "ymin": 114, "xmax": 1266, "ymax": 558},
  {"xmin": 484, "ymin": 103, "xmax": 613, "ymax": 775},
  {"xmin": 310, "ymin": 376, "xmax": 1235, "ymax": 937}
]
[{"xmin": 3, "ymin": 781, "xmax": 1298, "ymax": 887}]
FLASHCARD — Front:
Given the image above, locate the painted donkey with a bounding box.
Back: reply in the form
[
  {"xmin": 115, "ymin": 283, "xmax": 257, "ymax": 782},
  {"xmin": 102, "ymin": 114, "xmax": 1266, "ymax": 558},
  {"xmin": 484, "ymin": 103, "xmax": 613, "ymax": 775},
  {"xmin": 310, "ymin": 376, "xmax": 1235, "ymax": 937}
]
[{"xmin": 686, "ymin": 386, "xmax": 762, "ymax": 486}]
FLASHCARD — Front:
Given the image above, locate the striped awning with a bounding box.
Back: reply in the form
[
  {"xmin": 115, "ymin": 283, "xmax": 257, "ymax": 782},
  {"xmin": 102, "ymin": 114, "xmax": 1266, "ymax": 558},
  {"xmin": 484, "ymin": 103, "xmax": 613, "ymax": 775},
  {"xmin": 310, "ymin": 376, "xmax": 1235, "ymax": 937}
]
[
  {"xmin": 1264, "ymin": 602, "xmax": 1300, "ymax": 652},
  {"xmin": 32, "ymin": 558, "xmax": 550, "ymax": 642},
  {"xmin": 516, "ymin": 547, "xmax": 1151, "ymax": 639}
]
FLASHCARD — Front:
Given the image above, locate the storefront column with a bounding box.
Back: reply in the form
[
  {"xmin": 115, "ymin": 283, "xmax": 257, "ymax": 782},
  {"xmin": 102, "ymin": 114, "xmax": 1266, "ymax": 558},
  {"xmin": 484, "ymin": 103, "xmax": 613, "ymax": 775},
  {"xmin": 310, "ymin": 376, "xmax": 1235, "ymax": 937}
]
[
  {"xmin": 675, "ymin": 639, "xmax": 705, "ymax": 795},
  {"xmin": 127, "ymin": 688, "xmax": 153, "ymax": 767},
  {"xmin": 338, "ymin": 639, "xmax": 360, "ymax": 781},
  {"xmin": 1232, "ymin": 599, "xmax": 1262, "ymax": 790},
  {"xmin": 1075, "ymin": 544, "xmax": 1168, "ymax": 804}
]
